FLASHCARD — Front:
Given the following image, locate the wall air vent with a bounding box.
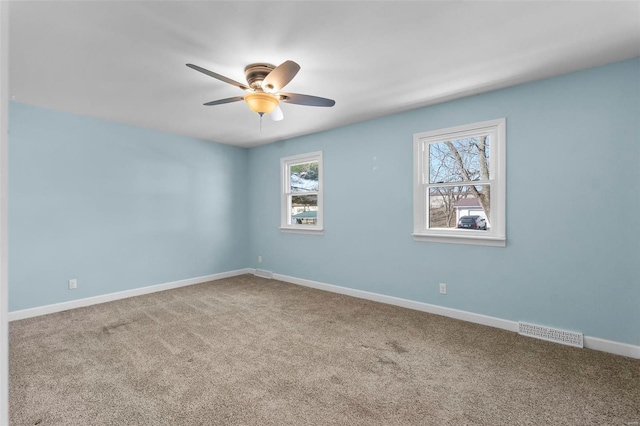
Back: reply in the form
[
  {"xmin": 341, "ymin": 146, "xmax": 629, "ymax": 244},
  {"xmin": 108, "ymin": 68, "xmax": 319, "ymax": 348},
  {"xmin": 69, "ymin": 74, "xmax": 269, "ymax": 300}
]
[
  {"xmin": 518, "ymin": 322, "xmax": 584, "ymax": 348},
  {"xmin": 254, "ymin": 269, "xmax": 273, "ymax": 279}
]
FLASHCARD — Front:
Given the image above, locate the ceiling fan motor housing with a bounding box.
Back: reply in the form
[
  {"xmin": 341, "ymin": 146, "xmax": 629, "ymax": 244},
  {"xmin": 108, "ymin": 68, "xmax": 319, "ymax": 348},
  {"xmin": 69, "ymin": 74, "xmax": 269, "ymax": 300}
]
[{"xmin": 245, "ymin": 63, "xmax": 276, "ymax": 90}]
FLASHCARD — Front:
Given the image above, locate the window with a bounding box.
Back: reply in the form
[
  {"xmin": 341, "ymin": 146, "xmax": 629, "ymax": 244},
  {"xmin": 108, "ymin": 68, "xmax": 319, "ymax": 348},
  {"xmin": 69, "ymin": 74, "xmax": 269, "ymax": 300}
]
[
  {"xmin": 413, "ymin": 118, "xmax": 505, "ymax": 246},
  {"xmin": 281, "ymin": 151, "xmax": 323, "ymax": 234}
]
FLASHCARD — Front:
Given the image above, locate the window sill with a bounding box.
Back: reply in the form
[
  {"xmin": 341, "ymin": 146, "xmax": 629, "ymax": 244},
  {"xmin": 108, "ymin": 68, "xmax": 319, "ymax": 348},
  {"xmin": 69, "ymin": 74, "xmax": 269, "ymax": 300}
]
[
  {"xmin": 280, "ymin": 226, "xmax": 324, "ymax": 235},
  {"xmin": 412, "ymin": 232, "xmax": 506, "ymax": 247}
]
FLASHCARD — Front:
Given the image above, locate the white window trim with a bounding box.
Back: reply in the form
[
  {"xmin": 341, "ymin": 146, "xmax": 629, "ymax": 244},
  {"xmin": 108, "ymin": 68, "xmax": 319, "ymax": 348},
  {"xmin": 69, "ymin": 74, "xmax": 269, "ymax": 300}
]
[
  {"xmin": 413, "ymin": 118, "xmax": 506, "ymax": 247},
  {"xmin": 280, "ymin": 151, "xmax": 324, "ymax": 235}
]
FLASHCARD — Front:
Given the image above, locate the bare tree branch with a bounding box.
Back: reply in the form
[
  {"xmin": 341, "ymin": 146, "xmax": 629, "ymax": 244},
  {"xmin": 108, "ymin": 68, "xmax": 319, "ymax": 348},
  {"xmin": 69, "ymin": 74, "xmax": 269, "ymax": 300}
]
[{"xmin": 444, "ymin": 138, "xmax": 491, "ymax": 219}]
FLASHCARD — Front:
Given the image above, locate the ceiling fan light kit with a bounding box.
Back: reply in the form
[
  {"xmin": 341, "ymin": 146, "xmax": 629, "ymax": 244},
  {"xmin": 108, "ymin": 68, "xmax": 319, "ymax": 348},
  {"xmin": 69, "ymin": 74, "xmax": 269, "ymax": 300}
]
[
  {"xmin": 187, "ymin": 60, "xmax": 335, "ymax": 121},
  {"xmin": 244, "ymin": 92, "xmax": 279, "ymax": 115}
]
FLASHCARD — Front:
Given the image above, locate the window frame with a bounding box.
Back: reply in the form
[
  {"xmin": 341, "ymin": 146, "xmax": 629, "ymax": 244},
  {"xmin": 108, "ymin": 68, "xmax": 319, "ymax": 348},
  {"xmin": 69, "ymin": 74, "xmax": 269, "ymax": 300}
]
[
  {"xmin": 413, "ymin": 118, "xmax": 506, "ymax": 247},
  {"xmin": 280, "ymin": 151, "xmax": 324, "ymax": 235}
]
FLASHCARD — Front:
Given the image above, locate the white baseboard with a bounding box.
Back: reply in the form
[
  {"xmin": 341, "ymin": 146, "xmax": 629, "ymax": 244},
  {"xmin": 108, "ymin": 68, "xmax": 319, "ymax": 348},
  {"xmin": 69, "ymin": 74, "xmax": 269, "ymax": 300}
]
[
  {"xmin": 583, "ymin": 336, "xmax": 640, "ymax": 359},
  {"xmin": 272, "ymin": 272, "xmax": 518, "ymax": 332},
  {"xmin": 271, "ymin": 272, "xmax": 640, "ymax": 360},
  {"xmin": 8, "ymin": 268, "xmax": 253, "ymax": 322}
]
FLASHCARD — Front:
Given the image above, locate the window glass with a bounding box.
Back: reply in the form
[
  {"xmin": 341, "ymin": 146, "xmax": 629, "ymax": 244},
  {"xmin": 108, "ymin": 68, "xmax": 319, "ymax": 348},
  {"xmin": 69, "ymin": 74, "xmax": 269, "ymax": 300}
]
[
  {"xmin": 429, "ymin": 136, "xmax": 490, "ymax": 184},
  {"xmin": 290, "ymin": 161, "xmax": 319, "ymax": 192},
  {"xmin": 428, "ymin": 185, "xmax": 490, "ymax": 230}
]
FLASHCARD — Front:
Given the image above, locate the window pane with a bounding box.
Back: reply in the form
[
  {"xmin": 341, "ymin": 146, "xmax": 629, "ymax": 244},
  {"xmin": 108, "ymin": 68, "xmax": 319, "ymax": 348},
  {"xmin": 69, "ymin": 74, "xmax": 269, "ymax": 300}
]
[
  {"xmin": 428, "ymin": 185, "xmax": 490, "ymax": 229},
  {"xmin": 291, "ymin": 194, "xmax": 318, "ymax": 225},
  {"xmin": 429, "ymin": 136, "xmax": 490, "ymax": 184},
  {"xmin": 290, "ymin": 161, "xmax": 319, "ymax": 192}
]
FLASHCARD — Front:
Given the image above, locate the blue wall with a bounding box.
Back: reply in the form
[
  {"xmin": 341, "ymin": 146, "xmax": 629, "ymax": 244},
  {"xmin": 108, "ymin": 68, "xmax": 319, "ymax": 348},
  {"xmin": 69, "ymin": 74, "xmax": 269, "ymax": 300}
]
[
  {"xmin": 9, "ymin": 103, "xmax": 249, "ymax": 311},
  {"xmin": 8, "ymin": 58, "xmax": 639, "ymax": 346},
  {"xmin": 248, "ymin": 58, "xmax": 640, "ymax": 346}
]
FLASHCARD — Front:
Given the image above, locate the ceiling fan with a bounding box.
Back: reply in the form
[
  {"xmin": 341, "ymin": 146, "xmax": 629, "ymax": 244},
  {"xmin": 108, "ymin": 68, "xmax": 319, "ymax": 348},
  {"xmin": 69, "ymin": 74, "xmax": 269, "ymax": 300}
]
[{"xmin": 186, "ymin": 60, "xmax": 335, "ymax": 121}]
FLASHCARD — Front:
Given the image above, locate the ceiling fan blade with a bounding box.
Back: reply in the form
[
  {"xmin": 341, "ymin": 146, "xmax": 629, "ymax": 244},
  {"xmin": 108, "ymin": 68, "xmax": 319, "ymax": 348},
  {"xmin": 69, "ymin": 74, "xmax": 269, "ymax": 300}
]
[
  {"xmin": 262, "ymin": 60, "xmax": 300, "ymax": 92},
  {"xmin": 270, "ymin": 105, "xmax": 284, "ymax": 121},
  {"xmin": 279, "ymin": 93, "xmax": 335, "ymax": 107},
  {"xmin": 186, "ymin": 63, "xmax": 249, "ymax": 91},
  {"xmin": 203, "ymin": 96, "xmax": 245, "ymax": 106}
]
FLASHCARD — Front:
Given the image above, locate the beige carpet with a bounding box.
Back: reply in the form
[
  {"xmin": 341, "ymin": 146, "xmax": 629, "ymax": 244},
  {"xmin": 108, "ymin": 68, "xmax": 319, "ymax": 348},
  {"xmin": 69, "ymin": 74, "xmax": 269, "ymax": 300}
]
[{"xmin": 9, "ymin": 274, "xmax": 640, "ymax": 425}]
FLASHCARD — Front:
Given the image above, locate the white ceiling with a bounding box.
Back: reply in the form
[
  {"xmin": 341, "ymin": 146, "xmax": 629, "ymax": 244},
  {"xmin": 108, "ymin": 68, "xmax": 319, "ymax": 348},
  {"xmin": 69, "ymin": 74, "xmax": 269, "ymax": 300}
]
[{"xmin": 9, "ymin": 1, "xmax": 640, "ymax": 148}]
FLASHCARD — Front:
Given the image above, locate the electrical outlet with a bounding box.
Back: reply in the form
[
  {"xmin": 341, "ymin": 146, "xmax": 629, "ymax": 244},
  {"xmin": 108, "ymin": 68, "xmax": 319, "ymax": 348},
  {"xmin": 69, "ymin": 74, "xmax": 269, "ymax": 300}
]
[
  {"xmin": 258, "ymin": 255, "xmax": 262, "ymax": 263},
  {"xmin": 439, "ymin": 283, "xmax": 446, "ymax": 294},
  {"xmin": 69, "ymin": 278, "xmax": 78, "ymax": 290}
]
